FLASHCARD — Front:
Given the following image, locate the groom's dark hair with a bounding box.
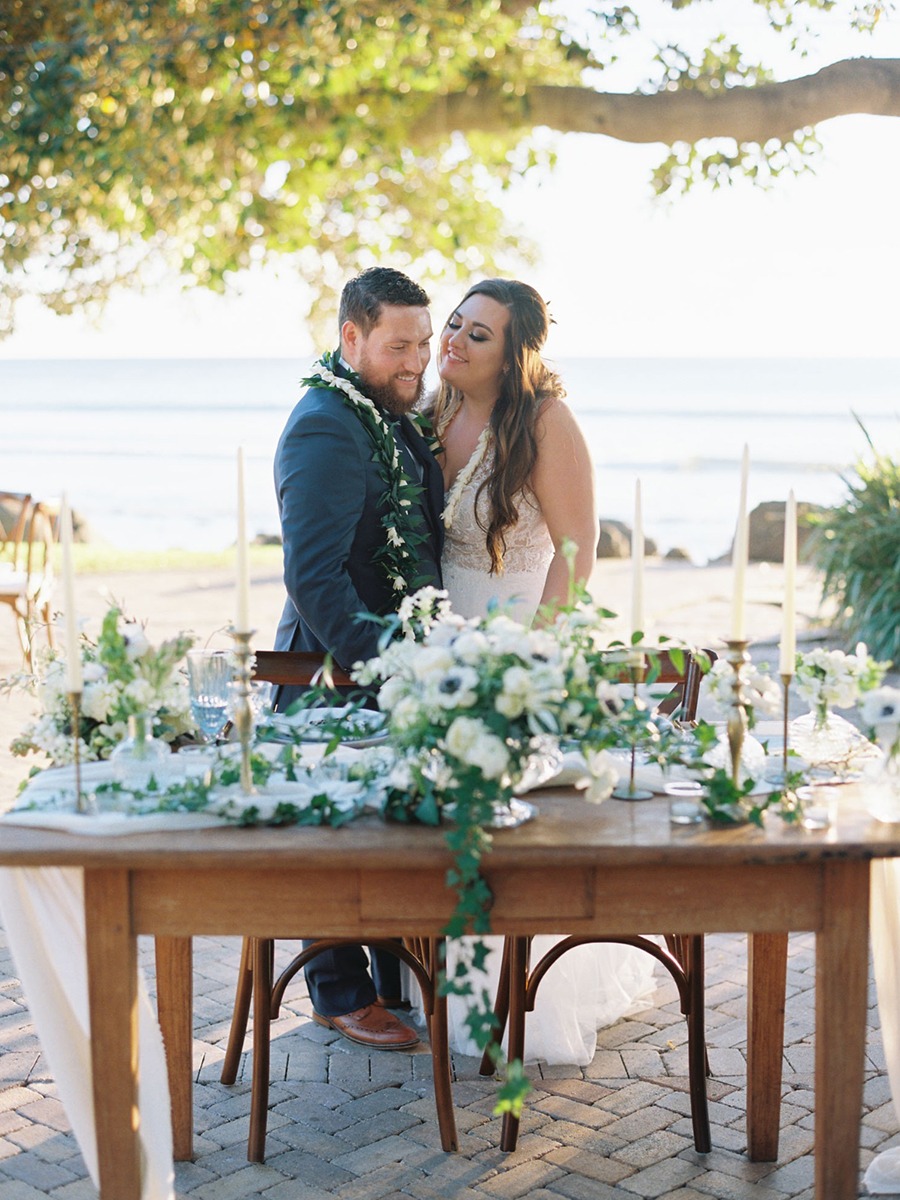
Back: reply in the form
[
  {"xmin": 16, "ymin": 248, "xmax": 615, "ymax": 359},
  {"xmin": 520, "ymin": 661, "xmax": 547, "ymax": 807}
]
[{"xmin": 339, "ymin": 267, "xmax": 430, "ymax": 336}]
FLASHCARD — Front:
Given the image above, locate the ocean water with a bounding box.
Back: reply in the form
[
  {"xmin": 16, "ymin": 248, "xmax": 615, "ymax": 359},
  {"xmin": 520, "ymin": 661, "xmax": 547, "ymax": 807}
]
[{"xmin": 1, "ymin": 356, "xmax": 898, "ymax": 564}]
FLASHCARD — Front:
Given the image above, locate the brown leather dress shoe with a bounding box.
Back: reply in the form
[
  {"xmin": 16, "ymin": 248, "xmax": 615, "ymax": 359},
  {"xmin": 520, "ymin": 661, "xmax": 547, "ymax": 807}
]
[{"xmin": 312, "ymin": 1004, "xmax": 419, "ymax": 1049}]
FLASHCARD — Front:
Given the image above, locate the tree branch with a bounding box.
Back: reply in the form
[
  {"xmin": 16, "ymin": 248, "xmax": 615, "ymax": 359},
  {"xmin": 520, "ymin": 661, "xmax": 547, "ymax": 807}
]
[{"xmin": 413, "ymin": 58, "xmax": 900, "ymax": 145}]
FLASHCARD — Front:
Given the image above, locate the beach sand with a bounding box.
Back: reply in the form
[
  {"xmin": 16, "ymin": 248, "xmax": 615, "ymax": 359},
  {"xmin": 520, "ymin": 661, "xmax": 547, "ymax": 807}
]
[{"xmin": 0, "ymin": 555, "xmax": 837, "ymax": 796}]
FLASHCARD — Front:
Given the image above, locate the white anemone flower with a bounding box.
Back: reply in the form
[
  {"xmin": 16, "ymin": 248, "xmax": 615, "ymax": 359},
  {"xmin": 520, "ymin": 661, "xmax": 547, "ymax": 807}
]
[
  {"xmin": 410, "ymin": 645, "xmax": 456, "ymax": 681},
  {"xmin": 861, "ymin": 686, "xmax": 900, "ymax": 731},
  {"xmin": 122, "ymin": 623, "xmax": 151, "ymax": 660},
  {"xmin": 427, "ymin": 665, "xmax": 479, "ymax": 710}
]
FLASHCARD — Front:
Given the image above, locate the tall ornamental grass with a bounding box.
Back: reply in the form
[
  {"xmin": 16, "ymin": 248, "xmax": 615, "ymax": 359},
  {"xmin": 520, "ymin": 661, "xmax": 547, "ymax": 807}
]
[{"xmin": 812, "ymin": 423, "xmax": 900, "ymax": 665}]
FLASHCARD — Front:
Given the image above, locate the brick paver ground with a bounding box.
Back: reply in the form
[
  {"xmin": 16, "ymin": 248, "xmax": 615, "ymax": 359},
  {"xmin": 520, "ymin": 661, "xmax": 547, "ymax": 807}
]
[{"xmin": 0, "ymin": 926, "xmax": 895, "ymax": 1199}]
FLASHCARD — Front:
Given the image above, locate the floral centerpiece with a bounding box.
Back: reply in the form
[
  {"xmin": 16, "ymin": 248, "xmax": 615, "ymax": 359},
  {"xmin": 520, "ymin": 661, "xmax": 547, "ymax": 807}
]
[
  {"xmin": 7, "ymin": 606, "xmax": 195, "ymax": 768},
  {"xmin": 354, "ymin": 586, "xmax": 653, "ymax": 829},
  {"xmin": 353, "ymin": 584, "xmax": 689, "ymax": 1108}
]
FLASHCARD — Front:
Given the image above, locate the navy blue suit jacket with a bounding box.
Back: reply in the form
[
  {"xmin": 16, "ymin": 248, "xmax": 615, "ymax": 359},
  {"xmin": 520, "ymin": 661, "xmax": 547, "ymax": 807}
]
[{"xmin": 274, "ymin": 379, "xmax": 444, "ymax": 675}]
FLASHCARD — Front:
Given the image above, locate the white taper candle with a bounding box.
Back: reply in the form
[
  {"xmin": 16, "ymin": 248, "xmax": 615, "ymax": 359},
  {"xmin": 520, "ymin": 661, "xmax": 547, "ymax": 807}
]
[
  {"xmin": 730, "ymin": 445, "xmax": 750, "ymax": 641},
  {"xmin": 779, "ymin": 490, "xmax": 797, "ymax": 674},
  {"xmin": 60, "ymin": 494, "xmax": 83, "ymax": 692},
  {"xmin": 631, "ymin": 479, "xmax": 644, "ymax": 641},
  {"xmin": 235, "ymin": 447, "xmax": 251, "ymax": 633}
]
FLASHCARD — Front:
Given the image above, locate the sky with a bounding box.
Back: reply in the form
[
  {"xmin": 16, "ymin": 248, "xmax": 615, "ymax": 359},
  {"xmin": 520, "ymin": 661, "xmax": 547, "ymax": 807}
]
[{"xmin": 2, "ymin": 1, "xmax": 899, "ymax": 361}]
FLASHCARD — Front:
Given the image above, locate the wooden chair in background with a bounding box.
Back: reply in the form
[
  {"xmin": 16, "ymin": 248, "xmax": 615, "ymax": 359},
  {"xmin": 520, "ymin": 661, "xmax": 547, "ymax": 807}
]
[
  {"xmin": 220, "ymin": 649, "xmax": 457, "ymax": 1161},
  {"xmin": 0, "ymin": 491, "xmax": 56, "ymax": 669},
  {"xmin": 481, "ymin": 646, "xmax": 718, "ymax": 1154}
]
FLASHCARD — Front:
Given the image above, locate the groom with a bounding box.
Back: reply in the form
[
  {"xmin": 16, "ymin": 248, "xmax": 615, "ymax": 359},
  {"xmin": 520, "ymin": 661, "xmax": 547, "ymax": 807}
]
[{"xmin": 273, "ymin": 266, "xmax": 444, "ymax": 1050}]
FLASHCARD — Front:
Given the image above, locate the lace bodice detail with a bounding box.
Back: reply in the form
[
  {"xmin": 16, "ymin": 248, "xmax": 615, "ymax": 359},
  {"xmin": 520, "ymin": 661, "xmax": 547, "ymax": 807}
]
[
  {"xmin": 444, "ymin": 446, "xmax": 553, "ymax": 575},
  {"xmin": 441, "ymin": 444, "xmax": 553, "ymax": 622}
]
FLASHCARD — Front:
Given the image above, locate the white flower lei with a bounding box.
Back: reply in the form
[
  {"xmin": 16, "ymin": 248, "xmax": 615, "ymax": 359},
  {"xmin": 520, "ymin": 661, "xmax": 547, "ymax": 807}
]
[
  {"xmin": 442, "ymin": 424, "xmax": 491, "ymax": 530},
  {"xmin": 303, "ymin": 351, "xmax": 431, "ymax": 594}
]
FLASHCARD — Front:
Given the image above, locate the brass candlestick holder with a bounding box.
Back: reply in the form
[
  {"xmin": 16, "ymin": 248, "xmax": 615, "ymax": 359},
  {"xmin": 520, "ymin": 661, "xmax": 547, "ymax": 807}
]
[
  {"xmin": 612, "ymin": 648, "xmax": 654, "ymax": 801},
  {"xmin": 781, "ymin": 672, "xmax": 794, "ymax": 786},
  {"xmin": 229, "ymin": 628, "xmax": 257, "ymax": 795},
  {"xmin": 724, "ymin": 639, "xmax": 750, "ymax": 787},
  {"xmin": 68, "ymin": 690, "xmax": 90, "ymax": 814}
]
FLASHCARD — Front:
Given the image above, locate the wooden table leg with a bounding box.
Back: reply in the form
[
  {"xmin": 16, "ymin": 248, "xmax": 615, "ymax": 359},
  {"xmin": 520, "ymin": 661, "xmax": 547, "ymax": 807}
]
[
  {"xmin": 747, "ymin": 931, "xmax": 788, "ymax": 1161},
  {"xmin": 155, "ymin": 936, "xmax": 194, "ymax": 1161},
  {"xmin": 815, "ymin": 861, "xmax": 869, "ymax": 1200},
  {"xmin": 84, "ymin": 869, "xmax": 141, "ymax": 1200}
]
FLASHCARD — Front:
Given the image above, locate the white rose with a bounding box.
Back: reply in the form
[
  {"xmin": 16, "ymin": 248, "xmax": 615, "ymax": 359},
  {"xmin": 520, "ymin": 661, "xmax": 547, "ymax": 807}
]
[
  {"xmin": 495, "ymin": 666, "xmax": 534, "ymax": 719},
  {"xmin": 390, "ymin": 695, "xmax": 422, "ymax": 732},
  {"xmin": 444, "ymin": 715, "xmax": 482, "ymax": 758},
  {"xmin": 378, "ymin": 674, "xmax": 409, "ymax": 714},
  {"xmin": 124, "ymin": 678, "xmax": 155, "ymax": 709},
  {"xmin": 81, "ymin": 680, "xmax": 120, "ymax": 722},
  {"xmin": 445, "ymin": 716, "xmax": 509, "ymax": 780}
]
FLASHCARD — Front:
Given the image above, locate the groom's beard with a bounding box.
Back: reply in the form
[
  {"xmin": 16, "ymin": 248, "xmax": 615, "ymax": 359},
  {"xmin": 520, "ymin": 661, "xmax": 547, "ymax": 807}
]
[{"xmin": 357, "ymin": 361, "xmax": 426, "ymax": 415}]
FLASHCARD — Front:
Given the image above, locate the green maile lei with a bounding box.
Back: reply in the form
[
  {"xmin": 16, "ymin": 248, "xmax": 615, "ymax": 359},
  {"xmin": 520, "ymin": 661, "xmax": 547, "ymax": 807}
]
[{"xmin": 302, "ymin": 350, "xmax": 434, "ymax": 596}]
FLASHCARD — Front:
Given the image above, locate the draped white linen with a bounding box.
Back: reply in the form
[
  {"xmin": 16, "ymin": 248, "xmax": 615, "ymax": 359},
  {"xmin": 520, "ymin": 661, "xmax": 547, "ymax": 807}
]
[
  {"xmin": 0, "ymin": 867, "xmax": 174, "ymax": 1200},
  {"xmin": 866, "ymin": 860, "xmax": 900, "ymax": 1194}
]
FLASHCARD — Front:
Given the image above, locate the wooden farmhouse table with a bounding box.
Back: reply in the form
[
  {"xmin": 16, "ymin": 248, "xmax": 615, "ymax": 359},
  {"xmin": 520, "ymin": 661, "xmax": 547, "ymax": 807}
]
[{"xmin": 0, "ymin": 783, "xmax": 896, "ymax": 1200}]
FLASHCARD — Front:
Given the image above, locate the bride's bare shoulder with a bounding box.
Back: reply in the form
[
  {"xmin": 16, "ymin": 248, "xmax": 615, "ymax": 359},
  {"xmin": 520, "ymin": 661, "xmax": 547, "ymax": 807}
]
[{"xmin": 535, "ymin": 395, "xmax": 585, "ymax": 442}]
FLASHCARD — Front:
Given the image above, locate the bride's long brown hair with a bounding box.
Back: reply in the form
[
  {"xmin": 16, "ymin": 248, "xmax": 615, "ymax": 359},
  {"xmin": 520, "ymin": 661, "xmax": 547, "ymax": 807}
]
[{"xmin": 432, "ymin": 278, "xmax": 564, "ymax": 574}]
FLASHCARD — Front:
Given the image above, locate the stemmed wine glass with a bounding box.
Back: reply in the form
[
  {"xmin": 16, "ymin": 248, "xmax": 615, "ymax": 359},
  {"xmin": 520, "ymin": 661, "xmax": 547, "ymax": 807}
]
[{"xmin": 187, "ymin": 649, "xmax": 234, "ymax": 744}]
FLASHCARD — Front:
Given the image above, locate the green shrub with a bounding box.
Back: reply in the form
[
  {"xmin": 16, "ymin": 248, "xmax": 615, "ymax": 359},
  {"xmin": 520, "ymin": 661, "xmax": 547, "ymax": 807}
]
[{"xmin": 811, "ymin": 421, "xmax": 900, "ymax": 665}]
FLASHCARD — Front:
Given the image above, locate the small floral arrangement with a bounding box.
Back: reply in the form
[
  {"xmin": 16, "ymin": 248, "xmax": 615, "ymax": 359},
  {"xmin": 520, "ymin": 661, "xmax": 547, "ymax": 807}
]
[
  {"xmin": 859, "ymin": 685, "xmax": 900, "ymax": 764},
  {"xmin": 7, "ymin": 607, "xmax": 196, "ymax": 768},
  {"xmin": 794, "ymin": 644, "xmax": 888, "ymax": 727},
  {"xmin": 700, "ymin": 658, "xmax": 782, "ymax": 729}
]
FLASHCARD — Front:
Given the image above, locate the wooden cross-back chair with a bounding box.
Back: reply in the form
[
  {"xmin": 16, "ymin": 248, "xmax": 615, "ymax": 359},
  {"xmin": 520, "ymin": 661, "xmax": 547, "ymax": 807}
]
[
  {"xmin": 220, "ymin": 649, "xmax": 456, "ymax": 1161},
  {"xmin": 483, "ymin": 645, "xmax": 718, "ymax": 1154},
  {"xmin": 0, "ymin": 491, "xmax": 56, "ymax": 669}
]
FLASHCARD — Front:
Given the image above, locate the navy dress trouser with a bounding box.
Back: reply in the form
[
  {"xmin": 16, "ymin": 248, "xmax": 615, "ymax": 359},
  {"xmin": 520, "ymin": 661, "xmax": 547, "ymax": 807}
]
[{"xmin": 303, "ymin": 941, "xmax": 402, "ymax": 1015}]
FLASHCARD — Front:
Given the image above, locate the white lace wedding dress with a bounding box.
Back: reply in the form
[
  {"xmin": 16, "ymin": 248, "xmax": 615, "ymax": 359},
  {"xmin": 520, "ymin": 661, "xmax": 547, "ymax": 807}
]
[{"xmin": 434, "ymin": 432, "xmax": 657, "ymax": 1065}]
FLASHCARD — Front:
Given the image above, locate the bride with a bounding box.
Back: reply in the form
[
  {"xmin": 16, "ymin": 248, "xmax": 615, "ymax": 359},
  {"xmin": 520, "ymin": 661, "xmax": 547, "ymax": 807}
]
[{"xmin": 428, "ymin": 278, "xmax": 657, "ymax": 1065}]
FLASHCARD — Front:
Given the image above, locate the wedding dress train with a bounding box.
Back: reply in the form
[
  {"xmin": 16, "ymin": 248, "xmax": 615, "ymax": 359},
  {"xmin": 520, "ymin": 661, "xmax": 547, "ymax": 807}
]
[{"xmin": 435, "ymin": 429, "xmax": 657, "ymax": 1065}]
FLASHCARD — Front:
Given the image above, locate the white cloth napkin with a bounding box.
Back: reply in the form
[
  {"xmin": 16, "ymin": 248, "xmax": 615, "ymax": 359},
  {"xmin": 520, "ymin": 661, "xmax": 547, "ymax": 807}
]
[{"xmin": 0, "ymin": 867, "xmax": 174, "ymax": 1199}]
